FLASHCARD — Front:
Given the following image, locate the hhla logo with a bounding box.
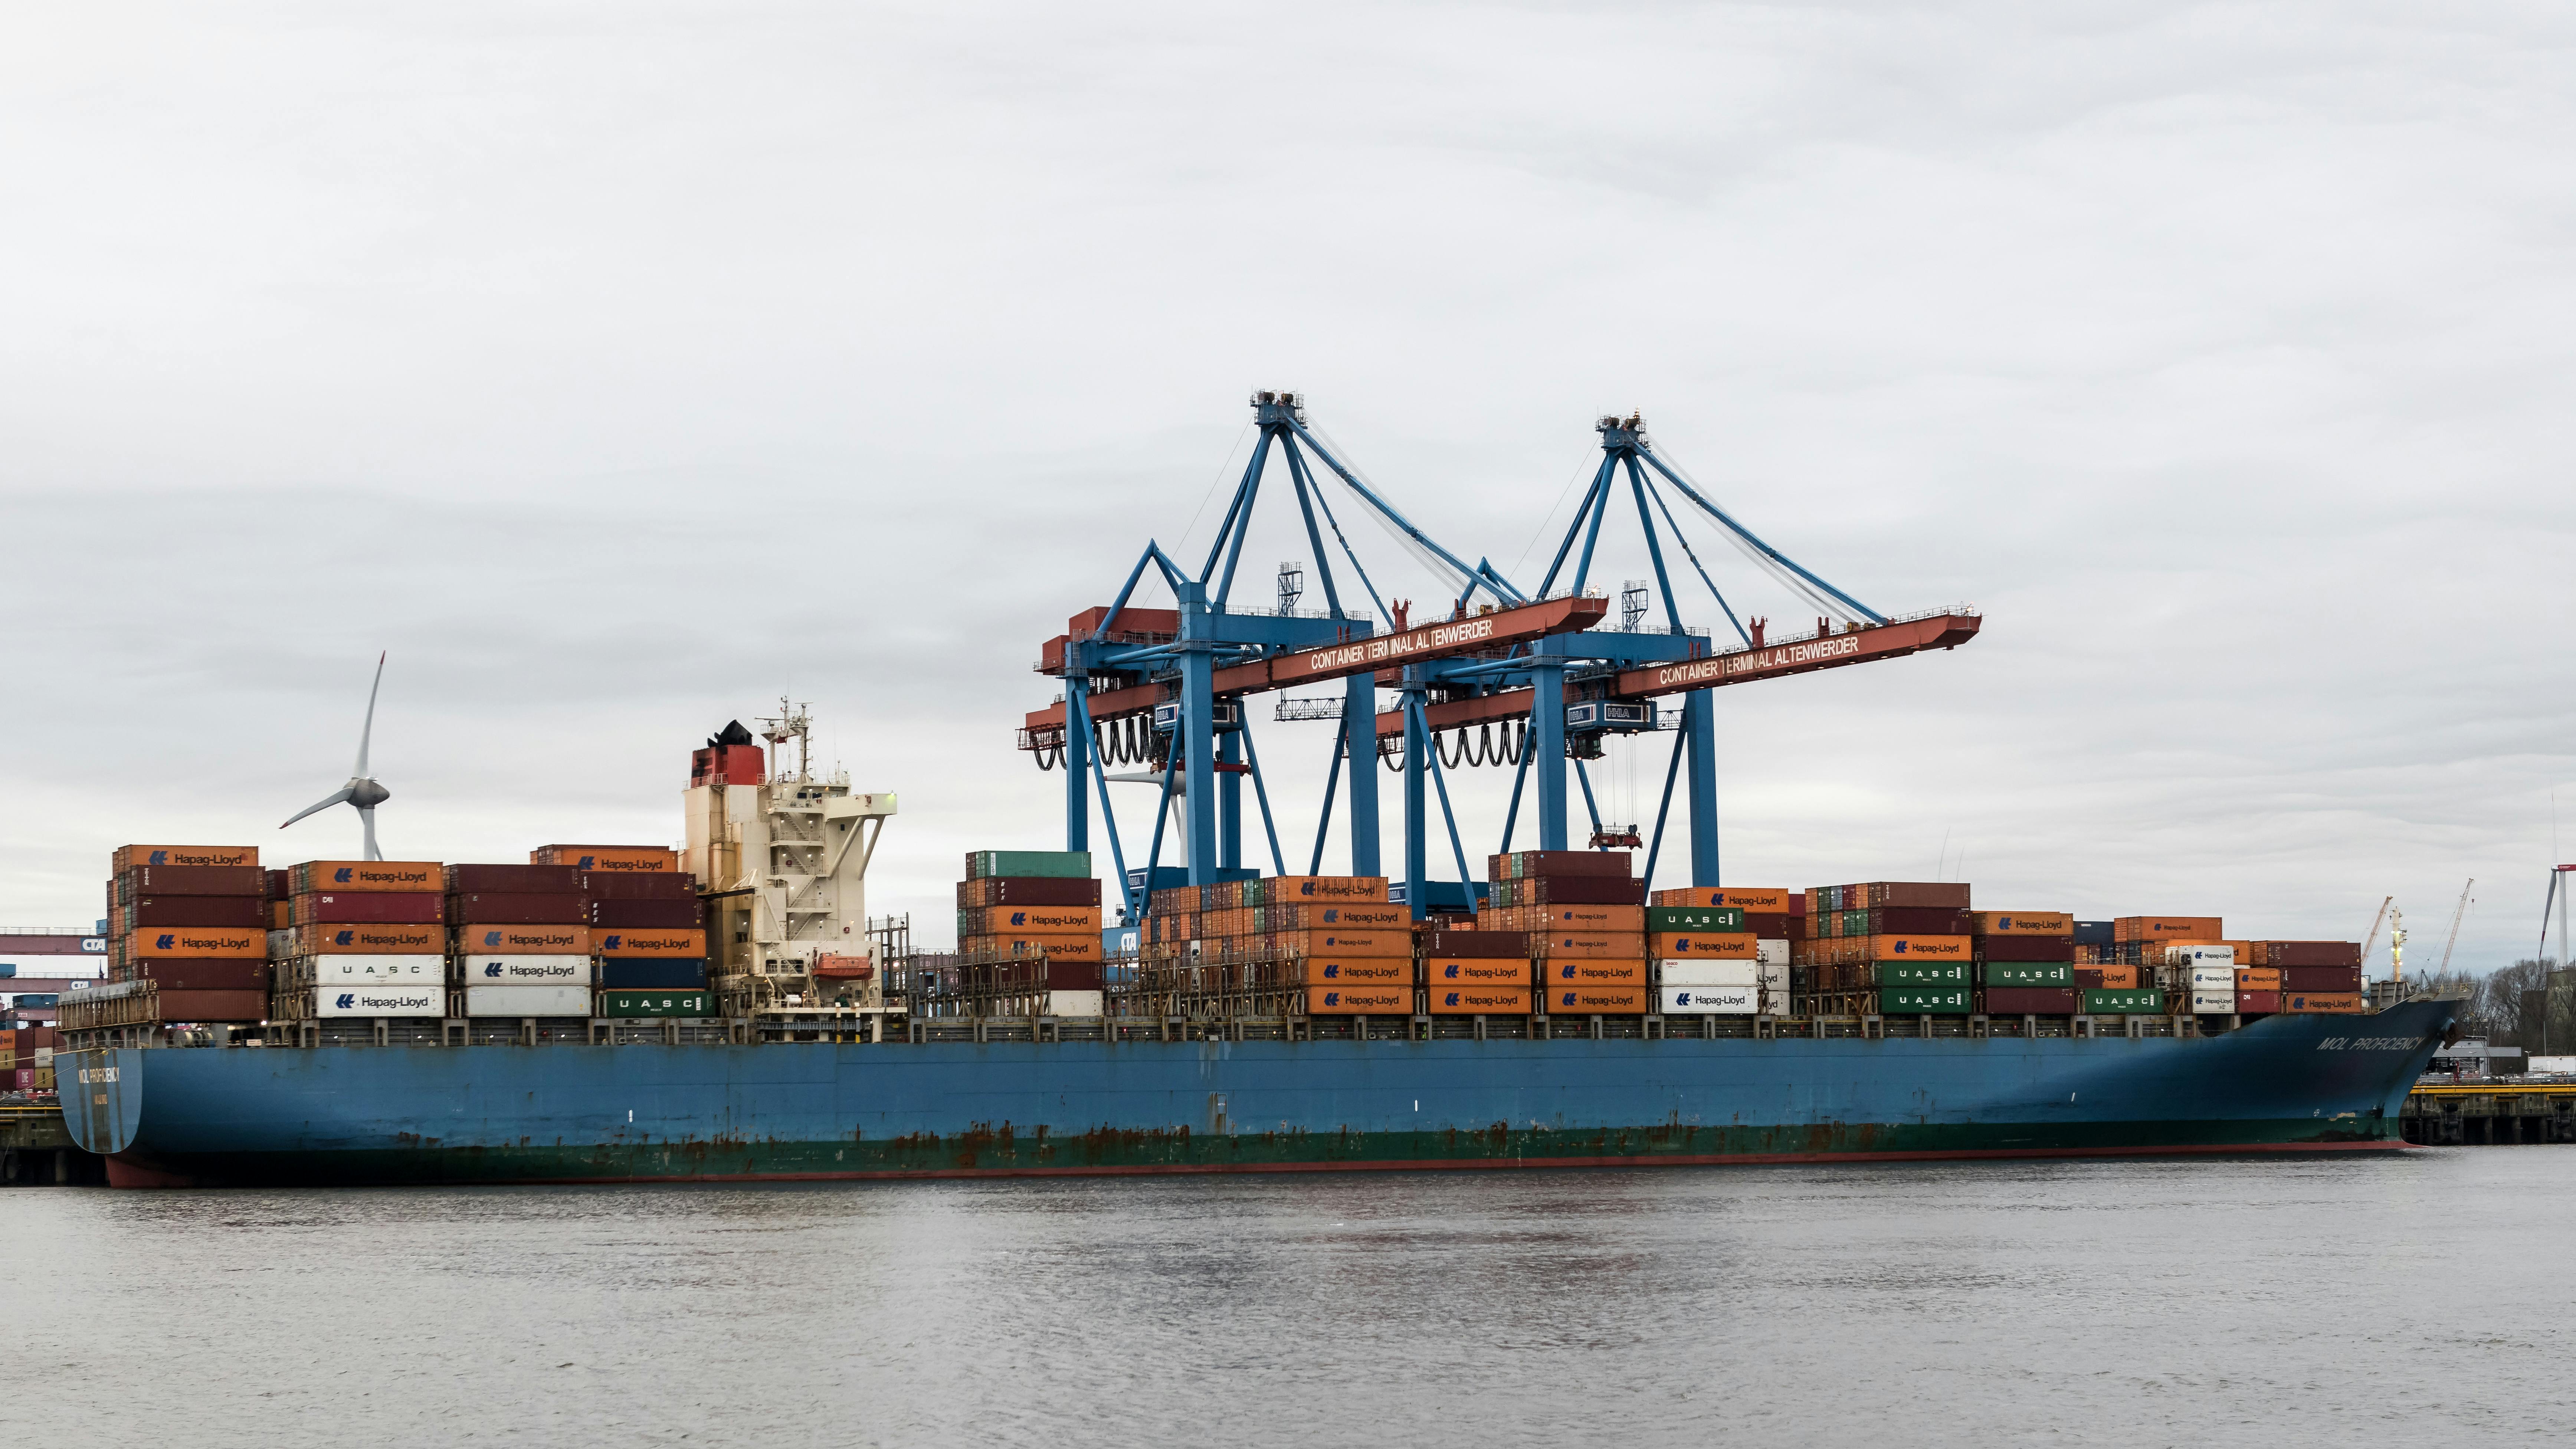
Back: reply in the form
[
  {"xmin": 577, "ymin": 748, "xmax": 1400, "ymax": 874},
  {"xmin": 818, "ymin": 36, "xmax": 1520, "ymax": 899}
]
[{"xmin": 333, "ymin": 867, "xmax": 353, "ymax": 884}]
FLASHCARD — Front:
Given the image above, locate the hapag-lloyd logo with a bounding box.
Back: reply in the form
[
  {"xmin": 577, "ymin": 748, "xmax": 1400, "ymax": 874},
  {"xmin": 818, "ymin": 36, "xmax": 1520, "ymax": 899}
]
[
  {"xmin": 1653, "ymin": 634, "xmax": 1863, "ymax": 688},
  {"xmin": 1300, "ymin": 616, "xmax": 1498, "ymax": 673}
]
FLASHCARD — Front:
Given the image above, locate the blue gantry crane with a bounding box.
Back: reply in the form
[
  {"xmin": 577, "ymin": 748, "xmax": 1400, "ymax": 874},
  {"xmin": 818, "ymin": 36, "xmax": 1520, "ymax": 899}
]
[{"xmin": 1020, "ymin": 394, "xmax": 1980, "ymax": 925}]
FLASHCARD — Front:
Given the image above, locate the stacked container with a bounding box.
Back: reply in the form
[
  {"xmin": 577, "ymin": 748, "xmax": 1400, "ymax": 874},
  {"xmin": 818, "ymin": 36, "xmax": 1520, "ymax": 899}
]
[
  {"xmin": 1484, "ymin": 851, "xmax": 1646, "ymax": 1015},
  {"xmin": 958, "ymin": 851, "xmax": 1104, "ymax": 1013},
  {"xmin": 1249, "ymin": 876, "xmax": 1405, "ymax": 1016},
  {"xmin": 1972, "ymin": 911, "xmax": 2078, "ymax": 1015},
  {"xmin": 2252, "ymin": 941, "xmax": 2364, "ymax": 1014},
  {"xmin": 274, "ymin": 860, "xmax": 447, "ymax": 1021},
  {"xmin": 106, "ymin": 845, "xmax": 271, "ymax": 1024},
  {"xmin": 1653, "ymin": 904, "xmax": 1759, "ymax": 1016},
  {"xmin": 588, "ymin": 859, "xmax": 713, "ymax": 1019},
  {"xmin": 1800, "ymin": 882, "xmax": 1973, "ymax": 1014},
  {"xmin": 1424, "ymin": 928, "xmax": 1531, "ymax": 1017},
  {"xmin": 446, "ymin": 862, "xmax": 592, "ymax": 1017}
]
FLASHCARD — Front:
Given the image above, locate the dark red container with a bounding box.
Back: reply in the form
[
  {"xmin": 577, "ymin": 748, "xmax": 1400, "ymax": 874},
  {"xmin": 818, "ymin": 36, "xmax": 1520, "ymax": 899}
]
[
  {"xmin": 150, "ymin": 989, "xmax": 268, "ymax": 1023},
  {"xmin": 1864, "ymin": 881, "xmax": 1971, "ymax": 909},
  {"xmin": 956, "ymin": 878, "xmax": 1104, "ymax": 908},
  {"xmin": 1524, "ymin": 876, "xmax": 1646, "ymax": 905},
  {"xmin": 2073, "ymin": 968, "xmax": 2105, "ymax": 989},
  {"xmin": 292, "ymin": 892, "xmax": 444, "ymax": 925},
  {"xmin": 2237, "ymin": 990, "xmax": 2284, "ymax": 1014},
  {"xmin": 1425, "ymin": 931, "xmax": 1531, "ymax": 959},
  {"xmin": 1867, "ymin": 906, "xmax": 1972, "ymax": 935},
  {"xmin": 1500, "ymin": 850, "xmax": 1632, "ymax": 879},
  {"xmin": 449, "ymin": 892, "xmax": 587, "ymax": 925},
  {"xmin": 114, "ymin": 865, "xmax": 266, "ymax": 897},
  {"xmin": 581, "ymin": 873, "xmax": 700, "ymax": 901},
  {"xmin": 589, "ymin": 898, "xmax": 702, "ymax": 929},
  {"xmin": 126, "ymin": 959, "xmax": 271, "ymax": 991},
  {"xmin": 120, "ymin": 896, "xmax": 267, "ymax": 929},
  {"xmin": 2260, "ymin": 942, "xmax": 2362, "ymax": 968},
  {"xmin": 1976, "ymin": 934, "xmax": 2074, "ymax": 962},
  {"xmin": 445, "ymin": 863, "xmax": 583, "ymax": 894},
  {"xmin": 1980, "ymin": 987, "xmax": 2079, "ymax": 1014},
  {"xmin": 1745, "ymin": 912, "xmax": 1794, "ymax": 940},
  {"xmin": 265, "ymin": 869, "xmax": 290, "ymax": 901},
  {"xmin": 2278, "ymin": 965, "xmax": 2363, "ymax": 993}
]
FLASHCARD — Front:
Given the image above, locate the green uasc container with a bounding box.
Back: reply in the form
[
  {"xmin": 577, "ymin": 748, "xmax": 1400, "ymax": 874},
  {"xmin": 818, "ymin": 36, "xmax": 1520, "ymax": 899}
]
[
  {"xmin": 1645, "ymin": 905, "xmax": 1746, "ymax": 933},
  {"xmin": 1982, "ymin": 961, "xmax": 2073, "ymax": 987},
  {"xmin": 602, "ymin": 989, "xmax": 717, "ymax": 1018},
  {"xmin": 1879, "ymin": 986, "xmax": 1972, "ymax": 1014},
  {"xmin": 965, "ymin": 850, "xmax": 1094, "ymax": 881},
  {"xmin": 2083, "ymin": 988, "xmax": 2163, "ymax": 1014},
  {"xmin": 1874, "ymin": 960, "xmax": 1970, "ymax": 987}
]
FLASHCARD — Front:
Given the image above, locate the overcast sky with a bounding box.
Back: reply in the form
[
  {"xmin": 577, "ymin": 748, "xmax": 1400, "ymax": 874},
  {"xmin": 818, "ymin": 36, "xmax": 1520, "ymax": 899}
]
[{"xmin": 5, "ymin": 3, "xmax": 2570, "ymax": 972}]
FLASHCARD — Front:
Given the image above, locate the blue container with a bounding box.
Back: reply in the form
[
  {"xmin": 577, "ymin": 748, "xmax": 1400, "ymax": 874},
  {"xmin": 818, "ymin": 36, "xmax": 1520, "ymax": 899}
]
[
  {"xmin": 2074, "ymin": 920, "xmax": 2115, "ymax": 946},
  {"xmin": 598, "ymin": 957, "xmax": 709, "ymax": 990}
]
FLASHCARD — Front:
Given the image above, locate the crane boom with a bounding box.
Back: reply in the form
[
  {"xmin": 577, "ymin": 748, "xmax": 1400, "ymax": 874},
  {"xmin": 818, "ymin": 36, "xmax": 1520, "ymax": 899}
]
[
  {"xmin": 2436, "ymin": 878, "xmax": 2474, "ymax": 974},
  {"xmin": 2357, "ymin": 895, "xmax": 2392, "ymax": 976}
]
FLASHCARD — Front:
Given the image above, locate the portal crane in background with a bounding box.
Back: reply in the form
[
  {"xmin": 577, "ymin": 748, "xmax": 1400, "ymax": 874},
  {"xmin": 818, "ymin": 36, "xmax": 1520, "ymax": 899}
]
[
  {"xmin": 1020, "ymin": 393, "xmax": 1982, "ymax": 923},
  {"xmin": 2436, "ymin": 879, "xmax": 2474, "ymax": 975}
]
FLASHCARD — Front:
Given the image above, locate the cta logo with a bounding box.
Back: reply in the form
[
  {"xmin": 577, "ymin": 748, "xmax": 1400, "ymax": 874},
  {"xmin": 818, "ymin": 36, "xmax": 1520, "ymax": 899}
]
[
  {"xmin": 148, "ymin": 849, "xmax": 168, "ymax": 865},
  {"xmin": 484, "ymin": 931, "xmax": 503, "ymax": 948},
  {"xmin": 154, "ymin": 933, "xmax": 175, "ymax": 950},
  {"xmin": 483, "ymin": 962, "xmax": 502, "ymax": 978},
  {"xmin": 335, "ymin": 993, "xmax": 355, "ymax": 1010},
  {"xmin": 334, "ymin": 867, "xmax": 353, "ymax": 884}
]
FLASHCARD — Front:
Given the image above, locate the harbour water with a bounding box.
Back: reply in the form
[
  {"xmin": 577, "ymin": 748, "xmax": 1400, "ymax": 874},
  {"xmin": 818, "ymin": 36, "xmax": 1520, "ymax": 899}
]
[{"xmin": 6, "ymin": 1151, "xmax": 2570, "ymax": 1446}]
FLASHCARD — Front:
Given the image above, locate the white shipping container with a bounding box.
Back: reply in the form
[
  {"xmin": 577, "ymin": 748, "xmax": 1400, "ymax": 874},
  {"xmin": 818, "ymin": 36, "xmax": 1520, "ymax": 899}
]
[
  {"xmin": 307, "ymin": 954, "xmax": 445, "ymax": 984},
  {"xmin": 459, "ymin": 955, "xmax": 593, "ymax": 986},
  {"xmin": 2177, "ymin": 945, "xmax": 2237, "ymax": 965},
  {"xmin": 1756, "ymin": 939, "xmax": 1789, "ymax": 967},
  {"xmin": 1660, "ymin": 984, "xmax": 1757, "ymax": 1014},
  {"xmin": 1045, "ymin": 989, "xmax": 1105, "ymax": 1017},
  {"xmin": 461, "ymin": 984, "xmax": 594, "ymax": 1017},
  {"xmin": 2186, "ymin": 966, "xmax": 2235, "ymax": 990},
  {"xmin": 1760, "ymin": 960, "xmax": 1790, "ymax": 1012},
  {"xmin": 1660, "ymin": 959, "xmax": 1759, "ymax": 988},
  {"xmin": 2188, "ymin": 990, "xmax": 2235, "ymax": 1013},
  {"xmin": 312, "ymin": 983, "xmax": 445, "ymax": 1018}
]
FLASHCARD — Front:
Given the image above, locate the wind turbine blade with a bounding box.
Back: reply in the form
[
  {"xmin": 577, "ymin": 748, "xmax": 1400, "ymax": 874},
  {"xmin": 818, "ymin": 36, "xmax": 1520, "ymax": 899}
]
[
  {"xmin": 358, "ymin": 805, "xmax": 381, "ymax": 862},
  {"xmin": 355, "ymin": 651, "xmax": 386, "ymax": 777},
  {"xmin": 281, "ymin": 786, "xmax": 356, "ymax": 829}
]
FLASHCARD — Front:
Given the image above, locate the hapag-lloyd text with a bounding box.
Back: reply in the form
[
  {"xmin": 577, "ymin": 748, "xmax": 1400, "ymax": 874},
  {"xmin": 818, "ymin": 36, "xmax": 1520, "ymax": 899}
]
[{"xmin": 1301, "ymin": 616, "xmax": 1499, "ymax": 674}]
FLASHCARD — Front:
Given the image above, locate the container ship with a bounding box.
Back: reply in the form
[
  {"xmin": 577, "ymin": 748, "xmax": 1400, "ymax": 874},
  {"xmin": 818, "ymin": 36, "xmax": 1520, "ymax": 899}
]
[{"xmin": 53, "ymin": 715, "xmax": 2457, "ymax": 1189}]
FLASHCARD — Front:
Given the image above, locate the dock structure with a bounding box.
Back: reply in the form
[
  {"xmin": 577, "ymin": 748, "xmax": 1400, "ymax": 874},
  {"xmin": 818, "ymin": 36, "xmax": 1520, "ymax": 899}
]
[{"xmin": 2400, "ymin": 1082, "xmax": 2576, "ymax": 1144}]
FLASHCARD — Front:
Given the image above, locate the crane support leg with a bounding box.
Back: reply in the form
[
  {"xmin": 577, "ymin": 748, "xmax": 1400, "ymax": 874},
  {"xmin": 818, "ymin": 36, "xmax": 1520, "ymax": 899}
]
[
  {"xmin": 1217, "ymin": 728, "xmax": 1243, "ymax": 872},
  {"xmin": 1064, "ymin": 682, "xmax": 1090, "ymax": 853},
  {"xmin": 1179, "ymin": 584, "xmax": 1219, "ymax": 886},
  {"xmin": 1402, "ymin": 674, "xmax": 1429, "ymax": 918},
  {"xmin": 1532, "ymin": 664, "xmax": 1568, "ymax": 851},
  {"xmin": 1343, "ymin": 673, "xmax": 1380, "ymax": 876},
  {"xmin": 1685, "ymin": 689, "xmax": 1719, "ymax": 885}
]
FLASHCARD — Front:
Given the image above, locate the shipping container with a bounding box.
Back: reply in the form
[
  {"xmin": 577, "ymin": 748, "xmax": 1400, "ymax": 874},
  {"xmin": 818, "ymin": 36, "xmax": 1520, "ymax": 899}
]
[
  {"xmin": 1651, "ymin": 933, "xmax": 1758, "ymax": 959},
  {"xmin": 311, "ymin": 983, "xmax": 445, "ymax": 1018},
  {"xmin": 1649, "ymin": 886, "xmax": 1792, "ymax": 911},
  {"xmin": 289, "ymin": 892, "xmax": 444, "ymax": 925},
  {"xmin": 1644, "ymin": 906, "xmax": 1747, "ymax": 934},
  {"xmin": 1428, "ymin": 958, "xmax": 1533, "ymax": 987},
  {"xmin": 1981, "ymin": 961, "xmax": 2074, "ymax": 987},
  {"xmin": 2188, "ymin": 990, "xmax": 2236, "ymax": 1014},
  {"xmin": 2084, "ymin": 989, "xmax": 2163, "ymax": 1014},
  {"xmin": 589, "ymin": 898, "xmax": 702, "ymax": 930},
  {"xmin": 2284, "ymin": 992, "xmax": 2365, "ymax": 1014},
  {"xmin": 117, "ymin": 896, "xmax": 267, "ymax": 929},
  {"xmin": 443, "ymin": 863, "xmax": 583, "ymax": 894},
  {"xmin": 2114, "ymin": 916, "xmax": 2223, "ymax": 942},
  {"xmin": 2234, "ymin": 967, "xmax": 2282, "ymax": 990},
  {"xmin": 1537, "ymin": 932, "xmax": 1649, "ymax": 960},
  {"xmin": 966, "ymin": 934, "xmax": 1102, "ymax": 962},
  {"xmin": 1492, "ymin": 850, "xmax": 1631, "ymax": 881},
  {"xmin": 112, "ymin": 863, "xmax": 266, "ymax": 898},
  {"xmin": 1423, "ymin": 931, "xmax": 1528, "ymax": 959},
  {"xmin": 1489, "ymin": 876, "xmax": 1646, "ymax": 907},
  {"xmin": 1266, "ymin": 902, "xmax": 1409, "ymax": 931},
  {"xmin": 459, "ymin": 984, "xmax": 593, "ymax": 1017},
  {"xmin": 148, "ymin": 988, "xmax": 268, "ymax": 1022},
  {"xmin": 1659, "ymin": 984, "xmax": 1756, "ymax": 1014},
  {"xmin": 1661, "ymin": 959, "xmax": 1760, "ymax": 988},
  {"xmin": 1854, "ymin": 882, "xmax": 1970, "ymax": 909},
  {"xmin": 1974, "ymin": 934, "xmax": 2075, "ymax": 963},
  {"xmin": 448, "ymin": 893, "xmax": 587, "ymax": 925},
  {"xmin": 1971, "ymin": 911, "xmax": 2073, "ymax": 935},
  {"xmin": 580, "ymin": 872, "xmax": 699, "ymax": 901},
  {"xmin": 1879, "ymin": 987, "xmax": 1972, "ymax": 1014},
  {"xmin": 1295, "ymin": 959, "xmax": 1414, "ymax": 986},
  {"xmin": 124, "ymin": 926, "xmax": 265, "ymax": 958},
  {"xmin": 1755, "ymin": 939, "xmax": 1790, "ymax": 967},
  {"xmin": 1530, "ymin": 904, "xmax": 1646, "ymax": 932},
  {"xmin": 125, "ymin": 959, "xmax": 270, "ymax": 991},
  {"xmin": 2170, "ymin": 943, "xmax": 2239, "ymax": 966},
  {"xmin": 964, "ymin": 850, "xmax": 1093, "ymax": 881},
  {"xmin": 1980, "ymin": 986, "xmax": 2080, "ymax": 1014},
  {"xmin": 2074, "ymin": 965, "xmax": 2140, "ymax": 989},
  {"xmin": 2249, "ymin": 941, "xmax": 2362, "ymax": 967},
  {"xmin": 303, "ymin": 954, "xmax": 445, "ymax": 984},
  {"xmin": 963, "ymin": 905, "xmax": 1102, "ymax": 935},
  {"xmin": 2278, "ymin": 965, "xmax": 2365, "ymax": 993},
  {"xmin": 590, "ymin": 928, "xmax": 708, "ymax": 958},
  {"xmin": 2236, "ymin": 990, "xmax": 2285, "ymax": 1014},
  {"xmin": 113, "ymin": 844, "xmax": 260, "ymax": 873},
  {"xmin": 2186, "ymin": 966, "xmax": 2238, "ymax": 991},
  {"xmin": 1542, "ymin": 984, "xmax": 1645, "ymax": 1013},
  {"xmin": 1268, "ymin": 930, "xmax": 1410, "ymax": 959},
  {"xmin": 599, "ymin": 989, "xmax": 717, "ymax": 1018},
  {"xmin": 1544, "ymin": 959, "xmax": 1648, "ymax": 987},
  {"xmin": 289, "ymin": 860, "xmax": 442, "ymax": 894},
  {"xmin": 289, "ymin": 922, "xmax": 445, "ymax": 955},
  {"xmin": 1873, "ymin": 960, "xmax": 1971, "ymax": 987},
  {"xmin": 534, "ymin": 845, "xmax": 679, "ymax": 873},
  {"xmin": 599, "ymin": 958, "xmax": 711, "ymax": 990},
  {"xmin": 956, "ymin": 876, "xmax": 1102, "ymax": 909},
  {"xmin": 1252, "ymin": 875, "xmax": 1392, "ymax": 904},
  {"xmin": 1870, "ymin": 934, "xmax": 1971, "ymax": 961},
  {"xmin": 1305, "ymin": 985, "xmax": 1413, "ymax": 1014},
  {"xmin": 459, "ymin": 923, "xmax": 590, "ymax": 955},
  {"xmin": 458, "ymin": 955, "xmax": 593, "ymax": 986}
]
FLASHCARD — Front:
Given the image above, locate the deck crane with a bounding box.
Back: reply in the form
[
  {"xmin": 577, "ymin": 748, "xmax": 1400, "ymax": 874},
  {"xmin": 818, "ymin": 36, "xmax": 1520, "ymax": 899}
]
[
  {"xmin": 2358, "ymin": 895, "xmax": 2393, "ymax": 977},
  {"xmin": 1020, "ymin": 395, "xmax": 1981, "ymax": 922},
  {"xmin": 2435, "ymin": 878, "xmax": 2474, "ymax": 974}
]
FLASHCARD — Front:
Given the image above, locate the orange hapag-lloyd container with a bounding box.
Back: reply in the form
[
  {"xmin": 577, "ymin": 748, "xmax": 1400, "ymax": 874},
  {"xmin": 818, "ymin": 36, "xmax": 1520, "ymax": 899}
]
[
  {"xmin": 2235, "ymin": 967, "xmax": 2282, "ymax": 989},
  {"xmin": 992, "ymin": 934, "xmax": 1101, "ymax": 961},
  {"xmin": 1297, "ymin": 959, "xmax": 1414, "ymax": 986},
  {"xmin": 532, "ymin": 845, "xmax": 678, "ymax": 873},
  {"xmin": 113, "ymin": 845, "xmax": 260, "ymax": 873},
  {"xmin": 1547, "ymin": 984, "xmax": 1648, "ymax": 1014},
  {"xmin": 1651, "ymin": 887, "xmax": 1791, "ymax": 911},
  {"xmin": 1652, "ymin": 933, "xmax": 1757, "ymax": 959},
  {"xmin": 1537, "ymin": 932, "xmax": 1648, "ymax": 959},
  {"xmin": 1265, "ymin": 876, "xmax": 1392, "ymax": 904},
  {"xmin": 2285, "ymin": 991, "xmax": 2364, "ymax": 1014},
  {"xmin": 290, "ymin": 922, "xmax": 445, "ymax": 955},
  {"xmin": 1971, "ymin": 911, "xmax": 2072, "ymax": 935},
  {"xmin": 1429, "ymin": 984, "xmax": 1531, "ymax": 1014},
  {"xmin": 1272, "ymin": 930, "xmax": 1411, "ymax": 958},
  {"xmin": 1306, "ymin": 985, "xmax": 1412, "ymax": 1014},
  {"xmin": 1869, "ymin": 934, "xmax": 1970, "ymax": 961},
  {"xmin": 125, "ymin": 926, "xmax": 265, "ymax": 958},
  {"xmin": 461, "ymin": 923, "xmax": 590, "ymax": 954},
  {"xmin": 1545, "ymin": 958, "xmax": 1647, "ymax": 987},
  {"xmin": 972, "ymin": 905, "xmax": 1101, "ymax": 934},
  {"xmin": 2115, "ymin": 916, "xmax": 2223, "ymax": 942},
  {"xmin": 1428, "ymin": 958, "xmax": 1532, "ymax": 987},
  {"xmin": 592, "ymin": 928, "xmax": 707, "ymax": 958},
  {"xmin": 290, "ymin": 860, "xmax": 442, "ymax": 894}
]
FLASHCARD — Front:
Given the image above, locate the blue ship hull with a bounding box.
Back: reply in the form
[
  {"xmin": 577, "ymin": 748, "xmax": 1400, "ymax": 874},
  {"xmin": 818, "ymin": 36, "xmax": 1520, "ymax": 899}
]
[{"xmin": 57, "ymin": 1001, "xmax": 2456, "ymax": 1187}]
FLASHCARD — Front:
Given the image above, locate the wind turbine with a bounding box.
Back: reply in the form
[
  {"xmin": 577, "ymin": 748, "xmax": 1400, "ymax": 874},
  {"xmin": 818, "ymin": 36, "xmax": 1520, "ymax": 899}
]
[{"xmin": 282, "ymin": 652, "xmax": 394, "ymax": 861}]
